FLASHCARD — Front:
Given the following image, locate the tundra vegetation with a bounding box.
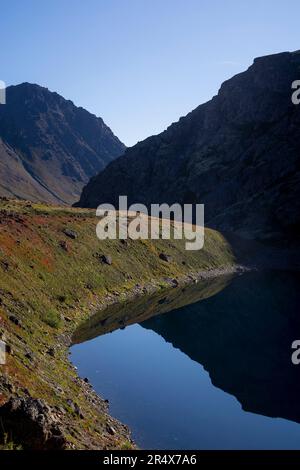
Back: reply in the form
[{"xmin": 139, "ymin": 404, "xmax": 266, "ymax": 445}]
[{"xmin": 0, "ymin": 198, "xmax": 236, "ymax": 449}]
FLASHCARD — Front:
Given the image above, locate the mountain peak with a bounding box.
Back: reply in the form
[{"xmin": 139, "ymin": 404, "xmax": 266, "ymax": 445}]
[
  {"xmin": 76, "ymin": 51, "xmax": 300, "ymax": 243},
  {"xmin": 0, "ymin": 83, "xmax": 125, "ymax": 204}
]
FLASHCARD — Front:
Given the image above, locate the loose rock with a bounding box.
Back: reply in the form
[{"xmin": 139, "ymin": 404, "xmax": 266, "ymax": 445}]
[
  {"xmin": 159, "ymin": 253, "xmax": 172, "ymax": 262},
  {"xmin": 0, "ymin": 397, "xmax": 66, "ymax": 450},
  {"xmin": 59, "ymin": 240, "xmax": 69, "ymax": 252},
  {"xmin": 47, "ymin": 348, "xmax": 55, "ymax": 357},
  {"xmin": 9, "ymin": 315, "xmax": 22, "ymax": 327},
  {"xmin": 101, "ymin": 254, "xmax": 112, "ymax": 265},
  {"xmin": 63, "ymin": 229, "xmax": 78, "ymax": 239}
]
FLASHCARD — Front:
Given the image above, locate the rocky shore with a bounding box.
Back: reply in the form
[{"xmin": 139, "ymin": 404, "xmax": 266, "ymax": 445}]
[{"xmin": 0, "ymin": 199, "xmax": 237, "ymax": 449}]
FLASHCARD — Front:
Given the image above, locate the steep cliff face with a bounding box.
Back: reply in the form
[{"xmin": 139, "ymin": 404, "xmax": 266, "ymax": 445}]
[
  {"xmin": 77, "ymin": 51, "xmax": 300, "ymax": 242},
  {"xmin": 0, "ymin": 83, "xmax": 125, "ymax": 204}
]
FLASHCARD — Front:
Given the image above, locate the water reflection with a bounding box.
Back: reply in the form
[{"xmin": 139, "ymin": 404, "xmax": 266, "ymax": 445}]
[
  {"xmin": 71, "ymin": 270, "xmax": 300, "ymax": 448},
  {"xmin": 72, "ymin": 273, "xmax": 233, "ymax": 344},
  {"xmin": 142, "ymin": 271, "xmax": 300, "ymax": 424}
]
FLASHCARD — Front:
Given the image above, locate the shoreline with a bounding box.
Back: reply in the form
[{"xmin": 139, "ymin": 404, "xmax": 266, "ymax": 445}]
[
  {"xmin": 64, "ymin": 263, "xmax": 249, "ymax": 447},
  {"xmin": 1, "ymin": 263, "xmax": 244, "ymax": 450},
  {"xmin": 0, "ymin": 199, "xmax": 242, "ymax": 449},
  {"xmin": 64, "ymin": 263, "xmax": 249, "ymax": 347}
]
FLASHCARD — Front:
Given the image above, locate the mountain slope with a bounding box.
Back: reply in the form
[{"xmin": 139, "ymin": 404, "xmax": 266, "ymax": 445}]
[
  {"xmin": 0, "ymin": 198, "xmax": 235, "ymax": 449},
  {"xmin": 77, "ymin": 51, "xmax": 300, "ymax": 242},
  {"xmin": 0, "ymin": 83, "xmax": 125, "ymax": 204}
]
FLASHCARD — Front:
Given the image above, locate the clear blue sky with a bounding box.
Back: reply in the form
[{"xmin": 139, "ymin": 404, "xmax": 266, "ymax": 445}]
[{"xmin": 1, "ymin": 0, "xmax": 299, "ymax": 146}]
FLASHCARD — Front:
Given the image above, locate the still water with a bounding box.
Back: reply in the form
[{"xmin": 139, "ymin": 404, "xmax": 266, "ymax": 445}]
[{"xmin": 71, "ymin": 271, "xmax": 300, "ymax": 449}]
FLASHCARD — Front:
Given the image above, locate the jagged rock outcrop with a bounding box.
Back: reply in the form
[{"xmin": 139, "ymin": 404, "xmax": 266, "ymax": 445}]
[
  {"xmin": 0, "ymin": 83, "xmax": 125, "ymax": 204},
  {"xmin": 77, "ymin": 51, "xmax": 300, "ymax": 242},
  {"xmin": 0, "ymin": 397, "xmax": 66, "ymax": 449}
]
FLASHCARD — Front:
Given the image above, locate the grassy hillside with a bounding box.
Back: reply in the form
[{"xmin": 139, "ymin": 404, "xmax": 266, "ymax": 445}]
[{"xmin": 0, "ymin": 198, "xmax": 236, "ymax": 449}]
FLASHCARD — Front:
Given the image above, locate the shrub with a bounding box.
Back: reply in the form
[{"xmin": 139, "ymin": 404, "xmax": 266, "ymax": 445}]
[{"xmin": 42, "ymin": 308, "xmax": 62, "ymax": 328}]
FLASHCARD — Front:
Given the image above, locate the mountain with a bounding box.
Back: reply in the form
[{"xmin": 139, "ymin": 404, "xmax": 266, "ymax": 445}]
[
  {"xmin": 77, "ymin": 51, "xmax": 300, "ymax": 243},
  {"xmin": 0, "ymin": 83, "xmax": 125, "ymax": 204}
]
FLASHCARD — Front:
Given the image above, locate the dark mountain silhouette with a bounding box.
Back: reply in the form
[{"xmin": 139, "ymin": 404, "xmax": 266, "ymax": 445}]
[
  {"xmin": 0, "ymin": 83, "xmax": 125, "ymax": 204},
  {"xmin": 77, "ymin": 51, "xmax": 300, "ymax": 243}
]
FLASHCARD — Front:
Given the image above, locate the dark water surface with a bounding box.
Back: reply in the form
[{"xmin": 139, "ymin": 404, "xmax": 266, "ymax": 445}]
[{"xmin": 71, "ymin": 271, "xmax": 300, "ymax": 449}]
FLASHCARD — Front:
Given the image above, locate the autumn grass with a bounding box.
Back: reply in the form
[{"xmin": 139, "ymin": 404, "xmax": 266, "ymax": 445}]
[{"xmin": 0, "ymin": 198, "xmax": 236, "ymax": 448}]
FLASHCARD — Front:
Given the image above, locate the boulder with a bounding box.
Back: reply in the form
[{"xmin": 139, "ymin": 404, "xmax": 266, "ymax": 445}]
[
  {"xmin": 63, "ymin": 229, "xmax": 78, "ymax": 239},
  {"xmin": 47, "ymin": 347, "xmax": 55, "ymax": 357},
  {"xmin": 159, "ymin": 253, "xmax": 172, "ymax": 262},
  {"xmin": 0, "ymin": 397, "xmax": 66, "ymax": 450},
  {"xmin": 101, "ymin": 254, "xmax": 112, "ymax": 265},
  {"xmin": 9, "ymin": 315, "xmax": 22, "ymax": 327}
]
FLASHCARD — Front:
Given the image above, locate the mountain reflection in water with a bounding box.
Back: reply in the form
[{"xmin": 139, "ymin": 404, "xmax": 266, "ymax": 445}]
[
  {"xmin": 71, "ymin": 271, "xmax": 300, "ymax": 449},
  {"xmin": 141, "ymin": 271, "xmax": 300, "ymax": 425}
]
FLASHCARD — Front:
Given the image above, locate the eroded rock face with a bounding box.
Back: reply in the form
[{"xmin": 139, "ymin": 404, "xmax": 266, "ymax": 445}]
[
  {"xmin": 77, "ymin": 51, "xmax": 300, "ymax": 244},
  {"xmin": 0, "ymin": 397, "xmax": 67, "ymax": 450}
]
